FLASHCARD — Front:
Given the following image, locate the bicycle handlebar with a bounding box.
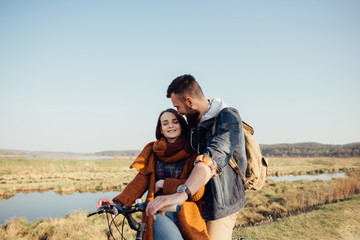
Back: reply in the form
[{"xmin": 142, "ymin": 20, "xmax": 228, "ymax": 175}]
[
  {"xmin": 87, "ymin": 202, "xmax": 181, "ymax": 217},
  {"xmin": 88, "ymin": 200, "xmax": 181, "ymax": 240},
  {"xmin": 87, "ymin": 201, "xmax": 181, "ymax": 218}
]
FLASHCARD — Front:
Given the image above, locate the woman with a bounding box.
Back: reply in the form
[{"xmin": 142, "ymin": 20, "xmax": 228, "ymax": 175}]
[{"xmin": 97, "ymin": 109, "xmax": 209, "ymax": 240}]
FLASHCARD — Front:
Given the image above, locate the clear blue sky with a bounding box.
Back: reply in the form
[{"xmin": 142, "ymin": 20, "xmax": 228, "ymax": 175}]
[{"xmin": 1, "ymin": 0, "xmax": 359, "ymax": 153}]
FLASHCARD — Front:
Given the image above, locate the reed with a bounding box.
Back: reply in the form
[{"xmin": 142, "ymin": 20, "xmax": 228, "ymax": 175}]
[
  {"xmin": 234, "ymin": 194, "xmax": 360, "ymax": 240},
  {"xmin": 1, "ymin": 157, "xmax": 360, "ymax": 239},
  {"xmin": 267, "ymin": 157, "xmax": 360, "ymax": 176},
  {"xmin": 2, "ymin": 157, "xmax": 359, "ymax": 199},
  {"xmin": 0, "ymin": 158, "xmax": 136, "ymax": 199},
  {"xmin": 237, "ymin": 171, "xmax": 360, "ymax": 228},
  {"xmin": 0, "ymin": 210, "xmax": 146, "ymax": 240}
]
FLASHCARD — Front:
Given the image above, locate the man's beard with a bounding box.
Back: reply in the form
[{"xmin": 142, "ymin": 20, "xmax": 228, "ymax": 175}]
[{"xmin": 185, "ymin": 108, "xmax": 201, "ymax": 129}]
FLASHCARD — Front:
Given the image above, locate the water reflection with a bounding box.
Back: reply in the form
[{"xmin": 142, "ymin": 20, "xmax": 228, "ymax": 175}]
[
  {"xmin": 267, "ymin": 172, "xmax": 347, "ymax": 182},
  {"xmin": 0, "ymin": 191, "xmax": 118, "ymax": 225},
  {"xmin": 0, "ymin": 172, "xmax": 348, "ymax": 225}
]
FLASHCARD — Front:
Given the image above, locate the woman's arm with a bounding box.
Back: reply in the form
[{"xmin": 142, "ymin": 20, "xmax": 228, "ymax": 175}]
[{"xmin": 112, "ymin": 172, "xmax": 149, "ymax": 206}]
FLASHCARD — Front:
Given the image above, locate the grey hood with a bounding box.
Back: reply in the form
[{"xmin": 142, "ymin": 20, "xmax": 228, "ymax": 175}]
[{"xmin": 202, "ymin": 97, "xmax": 229, "ymax": 122}]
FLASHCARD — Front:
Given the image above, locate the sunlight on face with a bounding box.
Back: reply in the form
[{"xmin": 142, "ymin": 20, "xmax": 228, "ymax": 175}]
[
  {"xmin": 170, "ymin": 93, "xmax": 188, "ymax": 116},
  {"xmin": 160, "ymin": 112, "xmax": 181, "ymax": 143}
]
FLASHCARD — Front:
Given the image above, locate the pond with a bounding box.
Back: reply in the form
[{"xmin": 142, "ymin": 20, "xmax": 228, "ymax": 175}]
[
  {"xmin": 267, "ymin": 172, "xmax": 347, "ymax": 182},
  {"xmin": 0, "ymin": 191, "xmax": 119, "ymax": 225},
  {"xmin": 0, "ymin": 172, "xmax": 347, "ymax": 225}
]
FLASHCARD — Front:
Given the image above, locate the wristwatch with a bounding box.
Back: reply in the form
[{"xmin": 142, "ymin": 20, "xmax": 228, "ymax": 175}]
[{"xmin": 177, "ymin": 184, "xmax": 192, "ymax": 201}]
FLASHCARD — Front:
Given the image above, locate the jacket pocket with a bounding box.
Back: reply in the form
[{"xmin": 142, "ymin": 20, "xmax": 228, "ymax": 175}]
[{"xmin": 210, "ymin": 175, "xmax": 225, "ymax": 209}]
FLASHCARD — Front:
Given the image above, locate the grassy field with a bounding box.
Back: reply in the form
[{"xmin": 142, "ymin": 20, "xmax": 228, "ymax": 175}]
[
  {"xmin": 1, "ymin": 156, "xmax": 359, "ymax": 200},
  {"xmin": 1, "ymin": 195, "xmax": 359, "ymax": 240},
  {"xmin": 237, "ymin": 170, "xmax": 360, "ymax": 227},
  {"xmin": 266, "ymin": 157, "xmax": 360, "ymax": 176},
  {"xmin": 0, "ymin": 157, "xmax": 137, "ymax": 199},
  {"xmin": 0, "ymin": 156, "xmax": 360, "ymax": 239},
  {"xmin": 234, "ymin": 195, "xmax": 360, "ymax": 240}
]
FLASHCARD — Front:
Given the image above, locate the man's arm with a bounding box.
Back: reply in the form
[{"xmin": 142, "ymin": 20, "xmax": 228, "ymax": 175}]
[
  {"xmin": 145, "ymin": 162, "xmax": 213, "ymax": 219},
  {"xmin": 204, "ymin": 108, "xmax": 241, "ymax": 169}
]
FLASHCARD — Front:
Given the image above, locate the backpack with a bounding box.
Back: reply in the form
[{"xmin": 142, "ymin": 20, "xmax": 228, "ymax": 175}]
[{"xmin": 212, "ymin": 120, "xmax": 268, "ymax": 191}]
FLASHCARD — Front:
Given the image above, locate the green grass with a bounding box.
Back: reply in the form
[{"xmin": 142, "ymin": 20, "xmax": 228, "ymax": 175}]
[
  {"xmin": 234, "ymin": 195, "xmax": 360, "ymax": 240},
  {"xmin": 236, "ymin": 170, "xmax": 360, "ymax": 227}
]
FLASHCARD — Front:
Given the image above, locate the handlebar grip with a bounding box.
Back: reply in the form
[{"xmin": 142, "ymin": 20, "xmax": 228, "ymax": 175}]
[
  {"xmin": 87, "ymin": 212, "xmax": 97, "ymax": 217},
  {"xmin": 136, "ymin": 201, "xmax": 181, "ymax": 212},
  {"xmin": 159, "ymin": 205, "xmax": 181, "ymax": 212}
]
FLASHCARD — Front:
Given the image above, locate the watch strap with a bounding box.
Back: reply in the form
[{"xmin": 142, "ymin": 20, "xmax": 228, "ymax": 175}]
[
  {"xmin": 177, "ymin": 184, "xmax": 192, "ymax": 201},
  {"xmin": 184, "ymin": 186, "xmax": 191, "ymax": 201}
]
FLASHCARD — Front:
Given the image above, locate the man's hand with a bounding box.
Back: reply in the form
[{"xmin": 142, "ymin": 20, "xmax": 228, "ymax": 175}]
[{"xmin": 145, "ymin": 192, "xmax": 188, "ymax": 220}]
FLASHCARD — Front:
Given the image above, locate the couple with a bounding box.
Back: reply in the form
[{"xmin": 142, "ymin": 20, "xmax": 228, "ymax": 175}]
[{"xmin": 98, "ymin": 74, "xmax": 247, "ymax": 240}]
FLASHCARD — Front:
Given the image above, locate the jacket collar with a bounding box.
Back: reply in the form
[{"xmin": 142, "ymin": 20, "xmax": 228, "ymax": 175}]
[{"xmin": 201, "ymin": 97, "xmax": 228, "ymax": 122}]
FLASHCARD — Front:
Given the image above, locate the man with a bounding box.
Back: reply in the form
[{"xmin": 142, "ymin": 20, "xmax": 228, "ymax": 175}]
[{"xmin": 146, "ymin": 74, "xmax": 247, "ymax": 239}]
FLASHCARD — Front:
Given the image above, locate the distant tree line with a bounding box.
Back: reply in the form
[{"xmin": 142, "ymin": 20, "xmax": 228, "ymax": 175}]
[
  {"xmin": 95, "ymin": 142, "xmax": 360, "ymax": 158},
  {"xmin": 260, "ymin": 142, "xmax": 360, "ymax": 157},
  {"xmin": 1, "ymin": 142, "xmax": 359, "ymax": 158},
  {"xmin": 94, "ymin": 150, "xmax": 141, "ymax": 157}
]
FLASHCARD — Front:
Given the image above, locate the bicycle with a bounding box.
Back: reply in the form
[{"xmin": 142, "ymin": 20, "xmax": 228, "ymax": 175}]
[{"xmin": 88, "ymin": 199, "xmax": 181, "ymax": 240}]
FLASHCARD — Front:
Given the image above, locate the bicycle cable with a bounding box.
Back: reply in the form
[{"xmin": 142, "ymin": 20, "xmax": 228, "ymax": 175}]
[{"xmin": 106, "ymin": 210, "xmax": 127, "ymax": 240}]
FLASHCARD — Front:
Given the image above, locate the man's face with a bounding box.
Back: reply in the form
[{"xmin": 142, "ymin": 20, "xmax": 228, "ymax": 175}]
[
  {"xmin": 170, "ymin": 93, "xmax": 200, "ymax": 128},
  {"xmin": 170, "ymin": 93, "xmax": 188, "ymax": 116}
]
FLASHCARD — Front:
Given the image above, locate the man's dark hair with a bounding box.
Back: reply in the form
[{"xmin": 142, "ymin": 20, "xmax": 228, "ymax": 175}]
[
  {"xmin": 155, "ymin": 108, "xmax": 189, "ymax": 140},
  {"xmin": 166, "ymin": 74, "xmax": 204, "ymax": 98}
]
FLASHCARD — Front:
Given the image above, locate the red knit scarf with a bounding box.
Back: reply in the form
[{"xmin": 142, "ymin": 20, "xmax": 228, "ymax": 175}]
[{"xmin": 153, "ymin": 134, "xmax": 193, "ymax": 163}]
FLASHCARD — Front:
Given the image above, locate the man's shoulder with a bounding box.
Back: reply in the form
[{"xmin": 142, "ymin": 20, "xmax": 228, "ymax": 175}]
[
  {"xmin": 200, "ymin": 107, "xmax": 241, "ymax": 128},
  {"xmin": 217, "ymin": 107, "xmax": 241, "ymax": 120}
]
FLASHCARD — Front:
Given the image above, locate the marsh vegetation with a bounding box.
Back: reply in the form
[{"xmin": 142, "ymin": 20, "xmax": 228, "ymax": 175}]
[
  {"xmin": 0, "ymin": 158, "xmax": 136, "ymax": 200},
  {"xmin": 0, "ymin": 156, "xmax": 359, "ymax": 239}
]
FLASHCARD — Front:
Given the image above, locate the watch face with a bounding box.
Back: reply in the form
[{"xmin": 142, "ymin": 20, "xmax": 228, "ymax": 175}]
[{"xmin": 177, "ymin": 185, "xmax": 187, "ymax": 192}]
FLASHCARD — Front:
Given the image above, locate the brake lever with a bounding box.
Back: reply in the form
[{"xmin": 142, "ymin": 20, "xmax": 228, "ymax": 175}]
[
  {"xmin": 87, "ymin": 205, "xmax": 109, "ymax": 217},
  {"xmin": 112, "ymin": 205, "xmax": 119, "ymax": 215}
]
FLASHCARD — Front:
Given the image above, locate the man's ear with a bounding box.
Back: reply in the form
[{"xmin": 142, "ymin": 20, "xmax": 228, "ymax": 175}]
[{"xmin": 185, "ymin": 97, "xmax": 194, "ymax": 108}]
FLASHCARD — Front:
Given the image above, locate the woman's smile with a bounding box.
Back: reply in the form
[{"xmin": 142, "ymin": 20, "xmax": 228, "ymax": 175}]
[{"xmin": 160, "ymin": 112, "xmax": 181, "ymax": 143}]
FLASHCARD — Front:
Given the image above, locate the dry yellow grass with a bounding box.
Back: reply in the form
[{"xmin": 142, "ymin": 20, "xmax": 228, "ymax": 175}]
[
  {"xmin": 234, "ymin": 194, "xmax": 360, "ymax": 240},
  {"xmin": 237, "ymin": 171, "xmax": 360, "ymax": 227},
  {"xmin": 0, "ymin": 210, "xmax": 142, "ymax": 240},
  {"xmin": 0, "ymin": 158, "xmax": 137, "ymax": 199},
  {"xmin": 1, "ymin": 157, "xmax": 360, "ymax": 239},
  {"xmin": 267, "ymin": 157, "xmax": 360, "ymax": 176}
]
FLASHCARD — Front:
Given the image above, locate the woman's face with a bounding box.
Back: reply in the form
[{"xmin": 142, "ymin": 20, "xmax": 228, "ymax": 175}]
[{"xmin": 160, "ymin": 111, "xmax": 182, "ymax": 143}]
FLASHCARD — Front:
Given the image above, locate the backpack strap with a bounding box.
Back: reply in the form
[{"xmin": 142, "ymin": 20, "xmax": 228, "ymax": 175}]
[
  {"xmin": 211, "ymin": 118, "xmax": 249, "ymax": 188},
  {"xmin": 228, "ymin": 157, "xmax": 249, "ymax": 189},
  {"xmin": 212, "ymin": 118, "xmax": 217, "ymax": 135}
]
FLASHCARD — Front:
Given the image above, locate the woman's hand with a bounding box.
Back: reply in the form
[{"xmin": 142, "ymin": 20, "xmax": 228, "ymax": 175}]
[
  {"xmin": 154, "ymin": 179, "xmax": 164, "ymax": 193},
  {"xmin": 97, "ymin": 196, "xmax": 114, "ymax": 209}
]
